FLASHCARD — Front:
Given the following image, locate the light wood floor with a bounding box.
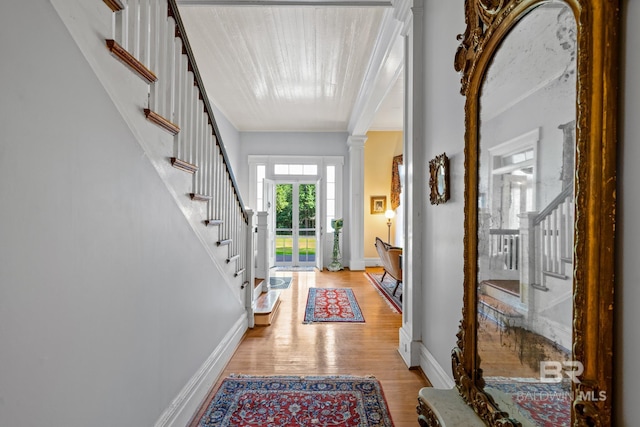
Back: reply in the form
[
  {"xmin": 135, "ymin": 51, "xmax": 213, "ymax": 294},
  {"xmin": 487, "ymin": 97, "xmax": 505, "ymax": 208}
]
[{"xmin": 190, "ymin": 268, "xmax": 430, "ymax": 427}]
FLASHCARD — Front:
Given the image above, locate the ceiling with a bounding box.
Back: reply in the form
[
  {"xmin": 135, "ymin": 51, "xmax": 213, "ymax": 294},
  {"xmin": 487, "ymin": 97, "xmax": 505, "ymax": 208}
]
[
  {"xmin": 481, "ymin": 3, "xmax": 576, "ymax": 121},
  {"xmin": 176, "ymin": 1, "xmax": 405, "ymax": 132}
]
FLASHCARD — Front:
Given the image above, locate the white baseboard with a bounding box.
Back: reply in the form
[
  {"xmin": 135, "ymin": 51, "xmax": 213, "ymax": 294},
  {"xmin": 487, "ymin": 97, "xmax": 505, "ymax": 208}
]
[
  {"xmin": 419, "ymin": 344, "xmax": 455, "ymax": 390},
  {"xmin": 349, "ymin": 258, "xmax": 366, "ymax": 271},
  {"xmin": 365, "ymin": 257, "xmax": 382, "ymax": 267},
  {"xmin": 154, "ymin": 313, "xmax": 249, "ymax": 427}
]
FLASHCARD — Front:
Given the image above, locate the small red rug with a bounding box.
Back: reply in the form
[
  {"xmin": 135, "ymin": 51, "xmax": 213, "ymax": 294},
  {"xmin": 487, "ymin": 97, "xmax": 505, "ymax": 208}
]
[
  {"xmin": 303, "ymin": 288, "xmax": 365, "ymax": 323},
  {"xmin": 192, "ymin": 375, "xmax": 394, "ymax": 427}
]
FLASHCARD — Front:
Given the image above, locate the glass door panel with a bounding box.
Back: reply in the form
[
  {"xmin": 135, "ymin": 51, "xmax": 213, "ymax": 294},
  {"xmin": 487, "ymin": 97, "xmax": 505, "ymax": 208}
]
[
  {"xmin": 275, "ymin": 184, "xmax": 293, "ymax": 264},
  {"xmin": 298, "ymin": 183, "xmax": 316, "ymax": 264},
  {"xmin": 274, "ymin": 183, "xmax": 317, "ymax": 266}
]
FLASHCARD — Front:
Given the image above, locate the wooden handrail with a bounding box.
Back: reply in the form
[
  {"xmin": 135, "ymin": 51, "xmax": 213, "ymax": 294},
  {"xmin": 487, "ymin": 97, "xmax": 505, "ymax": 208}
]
[
  {"xmin": 167, "ymin": 0, "xmax": 247, "ymax": 222},
  {"xmin": 534, "ymin": 183, "xmax": 574, "ymax": 226},
  {"xmin": 489, "ymin": 229, "xmax": 519, "ymax": 235}
]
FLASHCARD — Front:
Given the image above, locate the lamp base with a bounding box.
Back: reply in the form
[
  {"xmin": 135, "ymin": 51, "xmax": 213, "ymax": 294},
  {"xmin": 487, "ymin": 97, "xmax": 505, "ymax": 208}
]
[{"xmin": 327, "ymin": 260, "xmax": 343, "ymax": 272}]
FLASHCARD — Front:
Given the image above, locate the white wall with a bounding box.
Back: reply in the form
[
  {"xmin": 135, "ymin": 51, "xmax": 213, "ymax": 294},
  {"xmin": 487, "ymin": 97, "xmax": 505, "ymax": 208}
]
[
  {"xmin": 420, "ymin": 0, "xmax": 467, "ymax": 380},
  {"xmin": 211, "ymin": 103, "xmax": 245, "ymax": 203},
  {"xmin": 238, "ymin": 131, "xmax": 349, "ymax": 196},
  {"xmin": 616, "ymin": 0, "xmax": 640, "ymax": 424},
  {"xmin": 0, "ymin": 2, "xmax": 245, "ymax": 426}
]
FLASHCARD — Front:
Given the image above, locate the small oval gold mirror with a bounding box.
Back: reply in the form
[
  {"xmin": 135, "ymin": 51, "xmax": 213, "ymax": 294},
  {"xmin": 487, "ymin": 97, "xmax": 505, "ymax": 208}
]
[{"xmin": 429, "ymin": 153, "xmax": 450, "ymax": 205}]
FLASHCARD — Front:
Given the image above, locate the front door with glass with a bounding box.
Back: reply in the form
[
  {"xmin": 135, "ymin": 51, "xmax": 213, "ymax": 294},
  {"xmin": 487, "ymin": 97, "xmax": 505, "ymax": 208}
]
[{"xmin": 275, "ymin": 183, "xmax": 317, "ymax": 267}]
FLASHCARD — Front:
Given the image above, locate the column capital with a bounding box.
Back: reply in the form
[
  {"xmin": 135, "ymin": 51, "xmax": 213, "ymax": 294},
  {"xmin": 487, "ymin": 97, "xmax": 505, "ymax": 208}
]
[{"xmin": 347, "ymin": 134, "xmax": 368, "ymax": 149}]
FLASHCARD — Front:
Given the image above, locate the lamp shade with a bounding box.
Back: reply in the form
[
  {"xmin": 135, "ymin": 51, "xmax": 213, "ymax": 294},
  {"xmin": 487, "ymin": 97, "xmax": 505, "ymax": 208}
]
[{"xmin": 384, "ymin": 209, "xmax": 395, "ymax": 220}]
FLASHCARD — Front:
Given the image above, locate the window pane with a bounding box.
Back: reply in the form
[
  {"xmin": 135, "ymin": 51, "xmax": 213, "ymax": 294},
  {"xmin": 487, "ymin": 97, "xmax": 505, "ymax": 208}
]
[
  {"xmin": 303, "ymin": 164, "xmax": 318, "ymax": 175},
  {"xmin": 290, "ymin": 164, "xmax": 303, "ymax": 175},
  {"xmin": 257, "ymin": 164, "xmax": 266, "ymax": 181},
  {"xmin": 327, "ymin": 165, "xmax": 335, "ymax": 182},
  {"xmin": 326, "ymin": 200, "xmax": 335, "ymax": 216},
  {"xmin": 327, "ymin": 183, "xmax": 335, "ymax": 199},
  {"xmin": 274, "ymin": 164, "xmax": 288, "ymax": 175}
]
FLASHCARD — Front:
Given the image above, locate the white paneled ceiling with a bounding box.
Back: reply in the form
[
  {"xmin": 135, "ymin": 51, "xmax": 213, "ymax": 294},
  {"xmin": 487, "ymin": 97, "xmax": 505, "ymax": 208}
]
[
  {"xmin": 481, "ymin": 3, "xmax": 575, "ymax": 122},
  {"xmin": 177, "ymin": 3, "xmax": 404, "ymax": 132}
]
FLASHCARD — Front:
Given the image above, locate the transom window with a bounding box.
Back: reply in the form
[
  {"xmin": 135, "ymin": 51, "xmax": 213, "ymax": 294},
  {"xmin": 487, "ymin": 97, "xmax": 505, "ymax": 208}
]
[{"xmin": 274, "ymin": 164, "xmax": 318, "ymax": 176}]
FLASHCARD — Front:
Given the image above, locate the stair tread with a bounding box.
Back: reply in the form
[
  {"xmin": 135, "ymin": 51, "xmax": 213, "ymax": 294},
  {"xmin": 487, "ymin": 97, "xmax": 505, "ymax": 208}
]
[
  {"xmin": 255, "ymin": 290, "xmax": 281, "ymax": 314},
  {"xmin": 542, "ymin": 270, "xmax": 569, "ymax": 280}
]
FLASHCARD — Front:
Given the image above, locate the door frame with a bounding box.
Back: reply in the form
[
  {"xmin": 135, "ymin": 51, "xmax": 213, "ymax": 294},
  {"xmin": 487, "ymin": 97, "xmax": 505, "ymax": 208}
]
[{"xmin": 248, "ymin": 155, "xmax": 344, "ymax": 270}]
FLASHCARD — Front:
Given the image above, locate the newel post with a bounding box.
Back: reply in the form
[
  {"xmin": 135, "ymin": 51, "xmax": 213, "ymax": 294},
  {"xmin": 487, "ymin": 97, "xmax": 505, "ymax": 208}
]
[
  {"xmin": 519, "ymin": 212, "xmax": 537, "ymax": 329},
  {"xmin": 256, "ymin": 211, "xmax": 270, "ymax": 292},
  {"xmin": 245, "ymin": 209, "xmax": 256, "ymax": 328}
]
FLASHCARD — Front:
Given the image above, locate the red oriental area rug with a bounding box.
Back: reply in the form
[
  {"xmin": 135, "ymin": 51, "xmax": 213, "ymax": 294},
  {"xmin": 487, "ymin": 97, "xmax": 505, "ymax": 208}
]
[
  {"xmin": 192, "ymin": 375, "xmax": 394, "ymax": 427},
  {"xmin": 303, "ymin": 288, "xmax": 365, "ymax": 323},
  {"xmin": 485, "ymin": 378, "xmax": 571, "ymax": 426}
]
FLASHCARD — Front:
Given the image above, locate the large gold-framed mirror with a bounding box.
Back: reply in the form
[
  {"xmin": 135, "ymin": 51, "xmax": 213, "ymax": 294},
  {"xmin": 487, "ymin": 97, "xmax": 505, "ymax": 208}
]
[{"xmin": 450, "ymin": 0, "xmax": 619, "ymax": 426}]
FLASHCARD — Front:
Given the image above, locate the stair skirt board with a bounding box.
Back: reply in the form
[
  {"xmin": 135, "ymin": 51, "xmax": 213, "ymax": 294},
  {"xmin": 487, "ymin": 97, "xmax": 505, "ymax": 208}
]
[{"xmin": 154, "ymin": 314, "xmax": 248, "ymax": 427}]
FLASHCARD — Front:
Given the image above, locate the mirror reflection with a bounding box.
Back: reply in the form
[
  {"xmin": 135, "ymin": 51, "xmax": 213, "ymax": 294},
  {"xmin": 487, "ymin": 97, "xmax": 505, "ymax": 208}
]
[
  {"xmin": 476, "ymin": 3, "xmax": 576, "ymax": 425},
  {"xmin": 437, "ymin": 165, "xmax": 446, "ymax": 195}
]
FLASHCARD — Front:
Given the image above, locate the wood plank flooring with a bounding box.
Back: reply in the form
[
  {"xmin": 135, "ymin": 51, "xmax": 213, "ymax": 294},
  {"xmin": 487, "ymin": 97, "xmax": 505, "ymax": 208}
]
[{"xmin": 189, "ymin": 268, "xmax": 430, "ymax": 427}]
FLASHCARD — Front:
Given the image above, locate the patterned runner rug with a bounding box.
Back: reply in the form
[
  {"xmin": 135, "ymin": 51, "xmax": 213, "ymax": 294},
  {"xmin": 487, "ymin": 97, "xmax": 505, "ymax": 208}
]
[
  {"xmin": 303, "ymin": 288, "xmax": 365, "ymax": 323},
  {"xmin": 192, "ymin": 375, "xmax": 394, "ymax": 427},
  {"xmin": 364, "ymin": 273, "xmax": 402, "ymax": 313}
]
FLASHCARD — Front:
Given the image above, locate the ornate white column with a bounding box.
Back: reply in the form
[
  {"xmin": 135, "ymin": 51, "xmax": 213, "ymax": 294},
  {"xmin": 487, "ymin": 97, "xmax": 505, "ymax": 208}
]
[
  {"xmin": 347, "ymin": 135, "xmax": 367, "ymax": 271},
  {"xmin": 397, "ymin": 0, "xmax": 425, "ymax": 368}
]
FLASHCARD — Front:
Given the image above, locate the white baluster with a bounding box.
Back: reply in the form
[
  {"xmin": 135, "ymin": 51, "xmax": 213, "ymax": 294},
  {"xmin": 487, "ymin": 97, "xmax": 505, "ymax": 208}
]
[
  {"xmin": 206, "ymin": 128, "xmax": 212, "ymax": 199},
  {"xmin": 149, "ymin": 0, "xmax": 165, "ymax": 112},
  {"xmin": 118, "ymin": 1, "xmax": 129, "ymax": 49},
  {"xmin": 128, "ymin": 0, "xmax": 140, "ymax": 59},
  {"xmin": 173, "ymin": 39, "xmax": 184, "ymax": 158},
  {"xmin": 184, "ymin": 72, "xmax": 193, "ymax": 164},
  {"xmin": 139, "ymin": 0, "xmax": 150, "ymax": 68},
  {"xmin": 167, "ymin": 18, "xmax": 177, "ymax": 122},
  {"xmin": 193, "ymin": 97, "xmax": 202, "ymax": 193},
  {"xmin": 180, "ymin": 55, "xmax": 190, "ymax": 160}
]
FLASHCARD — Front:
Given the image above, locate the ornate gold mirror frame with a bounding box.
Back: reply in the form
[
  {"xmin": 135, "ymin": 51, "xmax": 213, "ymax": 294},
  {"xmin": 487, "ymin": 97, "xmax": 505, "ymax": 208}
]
[{"xmin": 452, "ymin": 0, "xmax": 619, "ymax": 426}]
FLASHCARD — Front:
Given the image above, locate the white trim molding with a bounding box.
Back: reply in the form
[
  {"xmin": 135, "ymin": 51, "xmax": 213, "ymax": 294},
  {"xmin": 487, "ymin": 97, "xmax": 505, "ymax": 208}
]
[
  {"xmin": 347, "ymin": 135, "xmax": 367, "ymax": 271},
  {"xmin": 365, "ymin": 257, "xmax": 383, "ymax": 267},
  {"xmin": 154, "ymin": 314, "xmax": 249, "ymax": 427},
  {"xmin": 419, "ymin": 344, "xmax": 456, "ymax": 390}
]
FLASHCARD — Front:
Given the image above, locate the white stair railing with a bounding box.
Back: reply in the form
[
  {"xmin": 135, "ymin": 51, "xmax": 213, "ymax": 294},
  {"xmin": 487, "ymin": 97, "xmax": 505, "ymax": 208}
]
[
  {"xmin": 103, "ymin": 0, "xmax": 250, "ymax": 289},
  {"xmin": 533, "ymin": 184, "xmax": 574, "ymax": 284},
  {"xmin": 488, "ymin": 229, "xmax": 519, "ymax": 271}
]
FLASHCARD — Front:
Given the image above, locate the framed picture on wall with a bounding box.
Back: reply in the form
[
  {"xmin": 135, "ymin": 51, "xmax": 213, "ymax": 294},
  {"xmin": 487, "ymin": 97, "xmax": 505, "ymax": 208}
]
[{"xmin": 370, "ymin": 196, "xmax": 387, "ymax": 214}]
